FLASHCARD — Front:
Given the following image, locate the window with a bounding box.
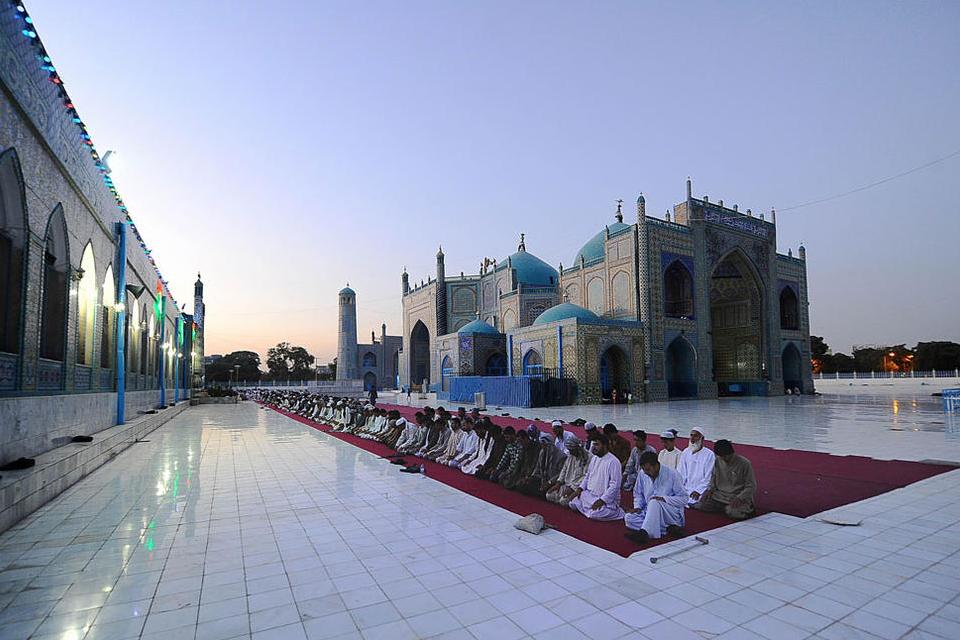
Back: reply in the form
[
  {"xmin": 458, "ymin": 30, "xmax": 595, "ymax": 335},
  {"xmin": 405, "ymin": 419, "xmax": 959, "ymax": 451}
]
[
  {"xmin": 0, "ymin": 149, "xmax": 27, "ymax": 355},
  {"xmin": 780, "ymin": 286, "xmax": 799, "ymax": 330},
  {"xmin": 40, "ymin": 205, "xmax": 69, "ymax": 361},
  {"xmin": 664, "ymin": 261, "xmax": 694, "ymax": 318},
  {"xmin": 502, "ymin": 309, "xmax": 517, "ymax": 330},
  {"xmin": 611, "ymin": 271, "xmax": 630, "ymax": 316},
  {"xmin": 362, "ymin": 352, "xmax": 377, "ymax": 368},
  {"xmin": 523, "ymin": 349, "xmax": 543, "ymax": 376},
  {"xmin": 587, "ymin": 277, "xmax": 604, "ymax": 314},
  {"xmin": 76, "ymin": 244, "xmax": 97, "ymax": 365},
  {"xmin": 101, "ymin": 265, "xmax": 114, "ymax": 370}
]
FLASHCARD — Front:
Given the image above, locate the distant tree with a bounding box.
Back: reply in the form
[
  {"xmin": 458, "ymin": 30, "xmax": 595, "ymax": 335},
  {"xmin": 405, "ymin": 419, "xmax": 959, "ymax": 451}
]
[
  {"xmin": 267, "ymin": 342, "xmax": 316, "ymax": 380},
  {"xmin": 206, "ymin": 350, "xmax": 262, "ymax": 382},
  {"xmin": 810, "ymin": 336, "xmax": 830, "ymax": 359},
  {"xmin": 913, "ymin": 341, "xmax": 960, "ymax": 371}
]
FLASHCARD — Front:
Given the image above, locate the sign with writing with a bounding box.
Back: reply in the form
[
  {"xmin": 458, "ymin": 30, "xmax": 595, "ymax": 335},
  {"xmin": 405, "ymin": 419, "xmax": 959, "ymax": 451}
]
[{"xmin": 703, "ymin": 209, "xmax": 770, "ymax": 239}]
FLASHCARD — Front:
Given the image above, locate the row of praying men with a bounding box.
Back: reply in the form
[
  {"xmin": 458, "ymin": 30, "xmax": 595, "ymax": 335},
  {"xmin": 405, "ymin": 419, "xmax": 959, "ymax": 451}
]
[{"xmin": 242, "ymin": 389, "xmax": 757, "ymax": 545}]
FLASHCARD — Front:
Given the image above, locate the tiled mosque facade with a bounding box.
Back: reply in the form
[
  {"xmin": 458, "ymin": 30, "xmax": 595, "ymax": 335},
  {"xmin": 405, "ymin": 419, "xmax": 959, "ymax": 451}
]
[{"xmin": 400, "ymin": 180, "xmax": 812, "ymax": 403}]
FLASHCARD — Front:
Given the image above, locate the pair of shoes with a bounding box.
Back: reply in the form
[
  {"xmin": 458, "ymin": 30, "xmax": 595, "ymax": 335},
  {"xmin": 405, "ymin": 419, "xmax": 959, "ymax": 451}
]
[
  {"xmin": 624, "ymin": 530, "xmax": 650, "ymax": 544},
  {"xmin": 390, "ymin": 459, "xmax": 407, "ymax": 465},
  {"xmin": 399, "ymin": 466, "xmax": 422, "ymax": 474},
  {"xmin": 666, "ymin": 525, "xmax": 686, "ymax": 539},
  {"xmin": 0, "ymin": 457, "xmax": 35, "ymax": 471}
]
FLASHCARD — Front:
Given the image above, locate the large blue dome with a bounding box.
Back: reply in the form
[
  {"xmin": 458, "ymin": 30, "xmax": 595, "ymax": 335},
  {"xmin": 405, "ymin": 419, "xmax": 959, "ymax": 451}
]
[
  {"xmin": 533, "ymin": 302, "xmax": 600, "ymax": 325},
  {"xmin": 458, "ymin": 319, "xmax": 499, "ymax": 335},
  {"xmin": 574, "ymin": 221, "xmax": 631, "ymax": 265},
  {"xmin": 498, "ymin": 250, "xmax": 558, "ymax": 287}
]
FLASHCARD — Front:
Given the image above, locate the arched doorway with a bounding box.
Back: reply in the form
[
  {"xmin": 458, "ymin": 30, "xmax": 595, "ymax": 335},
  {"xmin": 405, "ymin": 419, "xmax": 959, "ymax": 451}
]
[
  {"xmin": 485, "ymin": 352, "xmax": 507, "ymax": 376},
  {"xmin": 709, "ymin": 250, "xmax": 763, "ymax": 396},
  {"xmin": 440, "ymin": 355, "xmax": 453, "ymax": 392},
  {"xmin": 522, "ymin": 349, "xmax": 542, "ymax": 376},
  {"xmin": 666, "ymin": 336, "xmax": 697, "ymax": 399},
  {"xmin": 664, "ymin": 261, "xmax": 694, "ymax": 318},
  {"xmin": 363, "ymin": 371, "xmax": 377, "ymax": 391},
  {"xmin": 599, "ymin": 345, "xmax": 629, "ymax": 400},
  {"xmin": 782, "ymin": 343, "xmax": 803, "ymax": 394},
  {"xmin": 410, "ymin": 320, "xmax": 430, "ymax": 389},
  {"xmin": 40, "ymin": 205, "xmax": 69, "ymax": 364},
  {"xmin": 0, "ymin": 148, "xmax": 27, "ymax": 363}
]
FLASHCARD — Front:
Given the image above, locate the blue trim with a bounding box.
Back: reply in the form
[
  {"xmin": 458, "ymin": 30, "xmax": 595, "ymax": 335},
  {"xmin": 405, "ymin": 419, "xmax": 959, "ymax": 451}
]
[
  {"xmin": 661, "ymin": 251, "xmax": 694, "ymax": 276},
  {"xmin": 115, "ymin": 222, "xmax": 126, "ymax": 425},
  {"xmin": 556, "ymin": 325, "xmax": 563, "ymax": 376},
  {"xmin": 507, "ymin": 334, "xmax": 514, "ymax": 376}
]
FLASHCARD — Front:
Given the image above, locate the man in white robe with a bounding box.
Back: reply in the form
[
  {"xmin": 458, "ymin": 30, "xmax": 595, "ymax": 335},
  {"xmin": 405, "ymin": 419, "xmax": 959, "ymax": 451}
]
[
  {"xmin": 568, "ymin": 435, "xmax": 624, "ymax": 521},
  {"xmin": 551, "ymin": 421, "xmax": 575, "ymax": 456},
  {"xmin": 435, "ymin": 420, "xmax": 465, "ymax": 464},
  {"xmin": 624, "ymin": 451, "xmax": 688, "ymax": 544},
  {"xmin": 392, "ymin": 417, "xmax": 418, "ymax": 451},
  {"xmin": 546, "ymin": 439, "xmax": 590, "ymax": 507},
  {"xmin": 678, "ymin": 428, "xmax": 715, "ymax": 506},
  {"xmin": 449, "ymin": 421, "xmax": 480, "ymax": 468},
  {"xmin": 657, "ymin": 430, "xmax": 681, "ymax": 470}
]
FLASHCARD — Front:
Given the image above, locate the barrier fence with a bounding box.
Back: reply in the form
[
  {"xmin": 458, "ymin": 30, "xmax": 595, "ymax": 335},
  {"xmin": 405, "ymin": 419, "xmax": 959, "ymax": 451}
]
[{"xmin": 817, "ymin": 370, "xmax": 960, "ymax": 380}]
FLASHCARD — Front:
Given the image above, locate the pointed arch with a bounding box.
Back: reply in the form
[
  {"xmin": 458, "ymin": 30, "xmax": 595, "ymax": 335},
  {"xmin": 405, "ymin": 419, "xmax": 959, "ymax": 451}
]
[
  {"xmin": 100, "ymin": 264, "xmax": 115, "ymax": 371},
  {"xmin": 40, "ymin": 204, "xmax": 70, "ymax": 363},
  {"xmin": 782, "ymin": 342, "xmax": 803, "ymax": 393},
  {"xmin": 599, "ymin": 345, "xmax": 629, "ymax": 399},
  {"xmin": 664, "ymin": 260, "xmax": 694, "ymax": 318},
  {"xmin": 440, "ymin": 354, "xmax": 453, "ymax": 392},
  {"xmin": 666, "ymin": 335, "xmax": 698, "ymax": 399},
  {"xmin": 410, "ymin": 320, "xmax": 430, "ymax": 387},
  {"xmin": 0, "ymin": 148, "xmax": 28, "ymax": 356},
  {"xmin": 76, "ymin": 243, "xmax": 97, "ymax": 365},
  {"xmin": 780, "ymin": 285, "xmax": 799, "ymax": 330},
  {"xmin": 522, "ymin": 349, "xmax": 542, "ymax": 376},
  {"xmin": 362, "ymin": 351, "xmax": 377, "ymax": 368},
  {"xmin": 710, "ymin": 248, "xmax": 764, "ymax": 393},
  {"xmin": 485, "ymin": 352, "xmax": 507, "ymax": 376}
]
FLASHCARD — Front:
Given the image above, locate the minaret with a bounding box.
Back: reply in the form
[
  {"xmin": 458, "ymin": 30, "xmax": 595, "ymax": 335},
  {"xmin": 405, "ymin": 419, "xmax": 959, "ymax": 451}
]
[
  {"xmin": 193, "ymin": 273, "xmax": 205, "ymax": 329},
  {"xmin": 336, "ymin": 284, "xmax": 358, "ymax": 380},
  {"xmin": 401, "ymin": 267, "xmax": 409, "ymax": 295},
  {"xmin": 435, "ymin": 247, "xmax": 448, "ymax": 336}
]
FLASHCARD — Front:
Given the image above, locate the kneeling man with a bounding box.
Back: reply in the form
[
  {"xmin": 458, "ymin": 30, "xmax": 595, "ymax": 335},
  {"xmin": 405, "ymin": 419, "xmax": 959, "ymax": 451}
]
[
  {"xmin": 568, "ymin": 434, "xmax": 624, "ymax": 521},
  {"xmin": 624, "ymin": 452, "xmax": 688, "ymax": 544},
  {"xmin": 693, "ymin": 439, "xmax": 756, "ymax": 520}
]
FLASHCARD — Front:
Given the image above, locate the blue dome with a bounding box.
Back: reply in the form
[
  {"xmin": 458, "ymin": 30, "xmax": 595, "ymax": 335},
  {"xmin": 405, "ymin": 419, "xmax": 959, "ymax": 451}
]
[
  {"xmin": 533, "ymin": 302, "xmax": 600, "ymax": 325},
  {"xmin": 339, "ymin": 286, "xmax": 355, "ymax": 296},
  {"xmin": 458, "ymin": 319, "xmax": 499, "ymax": 335},
  {"xmin": 498, "ymin": 250, "xmax": 558, "ymax": 287},
  {"xmin": 574, "ymin": 222, "xmax": 631, "ymax": 265}
]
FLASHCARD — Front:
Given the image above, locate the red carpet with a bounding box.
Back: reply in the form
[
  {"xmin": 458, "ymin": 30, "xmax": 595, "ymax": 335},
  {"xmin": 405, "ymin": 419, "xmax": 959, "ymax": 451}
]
[{"xmin": 265, "ymin": 403, "xmax": 953, "ymax": 558}]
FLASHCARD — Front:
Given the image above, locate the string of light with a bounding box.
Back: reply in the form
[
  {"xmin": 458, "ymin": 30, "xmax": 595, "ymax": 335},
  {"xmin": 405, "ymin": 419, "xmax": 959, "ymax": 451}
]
[{"xmin": 12, "ymin": 1, "xmax": 181, "ymax": 314}]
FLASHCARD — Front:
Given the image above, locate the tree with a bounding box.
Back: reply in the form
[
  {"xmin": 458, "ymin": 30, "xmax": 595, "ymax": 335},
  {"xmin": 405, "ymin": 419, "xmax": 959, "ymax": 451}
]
[
  {"xmin": 914, "ymin": 341, "xmax": 960, "ymax": 371},
  {"xmin": 266, "ymin": 342, "xmax": 316, "ymax": 381},
  {"xmin": 810, "ymin": 336, "xmax": 829, "ymax": 374},
  {"xmin": 206, "ymin": 350, "xmax": 262, "ymax": 383}
]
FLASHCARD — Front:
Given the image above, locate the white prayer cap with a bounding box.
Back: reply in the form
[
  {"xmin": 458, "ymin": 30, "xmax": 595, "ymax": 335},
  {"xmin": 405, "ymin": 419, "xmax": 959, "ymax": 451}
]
[
  {"xmin": 690, "ymin": 427, "xmax": 705, "ymax": 438},
  {"xmin": 660, "ymin": 430, "xmax": 676, "ymax": 439},
  {"xmin": 396, "ymin": 418, "xmax": 406, "ymax": 426},
  {"xmin": 551, "ymin": 420, "xmax": 563, "ymax": 428},
  {"xmin": 584, "ymin": 422, "xmax": 597, "ymax": 431}
]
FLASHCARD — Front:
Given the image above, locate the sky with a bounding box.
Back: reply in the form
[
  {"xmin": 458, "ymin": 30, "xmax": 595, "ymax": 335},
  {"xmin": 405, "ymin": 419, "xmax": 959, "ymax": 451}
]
[{"xmin": 28, "ymin": 0, "xmax": 960, "ymax": 362}]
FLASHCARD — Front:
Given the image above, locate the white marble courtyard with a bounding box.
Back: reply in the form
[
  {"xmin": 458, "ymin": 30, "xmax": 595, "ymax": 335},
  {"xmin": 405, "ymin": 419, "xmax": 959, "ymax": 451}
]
[{"xmin": 0, "ymin": 388, "xmax": 958, "ymax": 640}]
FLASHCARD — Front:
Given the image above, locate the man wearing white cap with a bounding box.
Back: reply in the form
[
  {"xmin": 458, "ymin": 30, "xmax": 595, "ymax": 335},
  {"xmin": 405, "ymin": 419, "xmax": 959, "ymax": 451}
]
[
  {"xmin": 657, "ymin": 430, "xmax": 681, "ymax": 470},
  {"xmin": 447, "ymin": 420, "xmax": 480, "ymax": 468},
  {"xmin": 678, "ymin": 428, "xmax": 715, "ymax": 505},
  {"xmin": 568, "ymin": 434, "xmax": 625, "ymax": 521},
  {"xmin": 546, "ymin": 438, "xmax": 590, "ymax": 507},
  {"xmin": 551, "ymin": 421, "xmax": 575, "ymax": 456}
]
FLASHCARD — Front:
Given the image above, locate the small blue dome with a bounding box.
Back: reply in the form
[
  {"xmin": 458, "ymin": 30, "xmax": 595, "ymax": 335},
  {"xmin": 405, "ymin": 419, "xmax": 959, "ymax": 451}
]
[
  {"xmin": 458, "ymin": 319, "xmax": 499, "ymax": 335},
  {"xmin": 533, "ymin": 302, "xmax": 600, "ymax": 325},
  {"xmin": 498, "ymin": 250, "xmax": 558, "ymax": 287},
  {"xmin": 339, "ymin": 286, "xmax": 355, "ymax": 296},
  {"xmin": 574, "ymin": 222, "xmax": 631, "ymax": 265}
]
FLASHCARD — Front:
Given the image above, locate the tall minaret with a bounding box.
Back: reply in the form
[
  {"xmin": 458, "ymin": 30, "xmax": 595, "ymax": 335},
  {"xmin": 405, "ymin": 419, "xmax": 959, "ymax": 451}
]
[
  {"xmin": 193, "ymin": 272, "xmax": 205, "ymax": 329},
  {"xmin": 336, "ymin": 284, "xmax": 358, "ymax": 380},
  {"xmin": 435, "ymin": 247, "xmax": 448, "ymax": 336}
]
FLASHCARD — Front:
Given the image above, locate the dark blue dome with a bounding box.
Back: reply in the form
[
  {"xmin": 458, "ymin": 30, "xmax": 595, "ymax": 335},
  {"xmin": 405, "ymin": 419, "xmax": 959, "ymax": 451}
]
[
  {"xmin": 457, "ymin": 319, "xmax": 499, "ymax": 335},
  {"xmin": 339, "ymin": 286, "xmax": 356, "ymax": 296},
  {"xmin": 533, "ymin": 302, "xmax": 600, "ymax": 325}
]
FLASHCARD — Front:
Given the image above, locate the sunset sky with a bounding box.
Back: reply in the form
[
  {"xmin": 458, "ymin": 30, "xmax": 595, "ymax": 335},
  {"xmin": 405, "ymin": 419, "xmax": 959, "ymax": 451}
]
[{"xmin": 29, "ymin": 0, "xmax": 960, "ymax": 363}]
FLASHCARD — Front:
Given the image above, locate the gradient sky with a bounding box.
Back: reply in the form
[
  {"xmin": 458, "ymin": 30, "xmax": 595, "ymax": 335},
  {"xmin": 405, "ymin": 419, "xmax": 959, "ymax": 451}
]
[{"xmin": 29, "ymin": 0, "xmax": 960, "ymax": 363}]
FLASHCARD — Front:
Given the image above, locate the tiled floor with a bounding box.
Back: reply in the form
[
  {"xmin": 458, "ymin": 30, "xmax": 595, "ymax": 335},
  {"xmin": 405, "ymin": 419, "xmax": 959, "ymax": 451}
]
[{"xmin": 0, "ymin": 400, "xmax": 958, "ymax": 640}]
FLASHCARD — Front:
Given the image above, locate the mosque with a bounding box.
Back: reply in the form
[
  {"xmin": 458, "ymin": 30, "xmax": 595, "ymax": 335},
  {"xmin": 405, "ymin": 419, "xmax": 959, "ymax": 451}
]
[{"xmin": 397, "ymin": 180, "xmax": 813, "ymax": 404}]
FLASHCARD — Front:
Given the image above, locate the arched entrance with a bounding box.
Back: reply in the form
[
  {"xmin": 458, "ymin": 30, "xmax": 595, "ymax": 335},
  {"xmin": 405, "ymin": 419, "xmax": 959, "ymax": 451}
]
[
  {"xmin": 666, "ymin": 336, "xmax": 697, "ymax": 399},
  {"xmin": 522, "ymin": 349, "xmax": 542, "ymax": 376},
  {"xmin": 485, "ymin": 353, "xmax": 507, "ymax": 376},
  {"xmin": 363, "ymin": 372, "xmax": 377, "ymax": 391},
  {"xmin": 709, "ymin": 250, "xmax": 764, "ymax": 396},
  {"xmin": 440, "ymin": 355, "xmax": 453, "ymax": 392},
  {"xmin": 782, "ymin": 343, "xmax": 803, "ymax": 394},
  {"xmin": 599, "ymin": 345, "xmax": 629, "ymax": 400},
  {"xmin": 779, "ymin": 286, "xmax": 799, "ymax": 330},
  {"xmin": 410, "ymin": 320, "xmax": 430, "ymax": 389}
]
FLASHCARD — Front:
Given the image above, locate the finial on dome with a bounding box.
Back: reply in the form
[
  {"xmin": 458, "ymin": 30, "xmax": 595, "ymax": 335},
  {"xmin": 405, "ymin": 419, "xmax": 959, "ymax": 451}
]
[
  {"xmin": 518, "ymin": 233, "xmax": 526, "ymax": 252},
  {"xmin": 615, "ymin": 199, "xmax": 624, "ymax": 223}
]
